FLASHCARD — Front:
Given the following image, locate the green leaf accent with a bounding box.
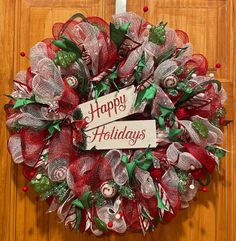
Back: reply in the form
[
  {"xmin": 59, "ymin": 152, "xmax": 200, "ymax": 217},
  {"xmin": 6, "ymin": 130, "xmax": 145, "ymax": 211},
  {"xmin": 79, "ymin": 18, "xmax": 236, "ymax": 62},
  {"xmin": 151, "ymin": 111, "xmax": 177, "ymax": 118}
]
[
  {"xmin": 206, "ymin": 145, "xmax": 226, "ymax": 158},
  {"xmin": 75, "ymin": 209, "xmax": 82, "ymax": 230},
  {"xmin": 72, "ymin": 199, "xmax": 84, "ymax": 209},
  {"xmin": 52, "ymin": 40, "xmax": 69, "ymax": 51},
  {"xmin": 93, "ymin": 81, "xmax": 110, "ymax": 100},
  {"xmin": 94, "ymin": 217, "xmax": 108, "ymax": 231},
  {"xmin": 121, "ymin": 150, "xmax": 154, "ymax": 179},
  {"xmin": 169, "ymin": 128, "xmax": 183, "ymax": 142},
  {"xmin": 13, "ymin": 96, "xmax": 36, "ymax": 109},
  {"xmin": 192, "ymin": 120, "xmax": 209, "ymax": 138},
  {"xmin": 72, "ymin": 191, "xmax": 91, "ymax": 209},
  {"xmin": 155, "ymin": 190, "xmax": 169, "ymax": 211},
  {"xmin": 110, "ymin": 22, "xmax": 130, "ymax": 49},
  {"xmin": 72, "ymin": 108, "xmax": 83, "ymax": 120},
  {"xmin": 134, "ymin": 52, "xmax": 146, "ymax": 83},
  {"xmin": 54, "ymin": 50, "xmax": 77, "ymax": 68},
  {"xmin": 107, "ymin": 64, "xmax": 120, "ymax": 91},
  {"xmin": 61, "ymin": 36, "xmax": 82, "ymax": 58},
  {"xmin": 46, "ymin": 121, "xmax": 61, "ymax": 140},
  {"xmin": 149, "ymin": 22, "xmax": 167, "ymax": 45},
  {"xmin": 157, "ymin": 105, "xmax": 175, "ymax": 129},
  {"xmin": 135, "ymin": 84, "xmax": 157, "ymax": 107}
]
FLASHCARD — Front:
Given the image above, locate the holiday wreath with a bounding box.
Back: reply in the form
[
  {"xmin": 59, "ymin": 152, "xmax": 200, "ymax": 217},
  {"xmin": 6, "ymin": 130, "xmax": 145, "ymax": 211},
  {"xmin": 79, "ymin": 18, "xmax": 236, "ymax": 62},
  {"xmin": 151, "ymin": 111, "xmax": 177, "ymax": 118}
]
[{"xmin": 5, "ymin": 9, "xmax": 227, "ymax": 235}]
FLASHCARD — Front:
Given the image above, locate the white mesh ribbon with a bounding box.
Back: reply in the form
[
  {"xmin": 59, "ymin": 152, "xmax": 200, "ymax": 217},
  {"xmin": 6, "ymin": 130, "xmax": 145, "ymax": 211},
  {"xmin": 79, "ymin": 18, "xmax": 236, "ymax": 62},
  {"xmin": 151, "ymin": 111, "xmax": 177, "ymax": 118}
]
[
  {"xmin": 6, "ymin": 112, "xmax": 46, "ymax": 129},
  {"xmin": 166, "ymin": 143, "xmax": 202, "ymax": 170},
  {"xmin": 97, "ymin": 196, "xmax": 127, "ymax": 233},
  {"xmin": 135, "ymin": 168, "xmax": 155, "ymax": 197},
  {"xmin": 152, "ymin": 85, "xmax": 175, "ymax": 118},
  {"xmin": 180, "ymin": 180, "xmax": 199, "ymax": 208},
  {"xmin": 105, "ymin": 150, "xmax": 129, "ymax": 186},
  {"xmin": 30, "ymin": 42, "xmax": 50, "ymax": 74},
  {"xmin": 57, "ymin": 192, "xmax": 75, "ymax": 221},
  {"xmin": 177, "ymin": 115, "xmax": 223, "ymax": 147},
  {"xmin": 154, "ymin": 60, "xmax": 178, "ymax": 85},
  {"xmin": 32, "ymin": 58, "xmax": 64, "ymax": 107},
  {"xmin": 8, "ymin": 134, "xmax": 24, "ymax": 164}
]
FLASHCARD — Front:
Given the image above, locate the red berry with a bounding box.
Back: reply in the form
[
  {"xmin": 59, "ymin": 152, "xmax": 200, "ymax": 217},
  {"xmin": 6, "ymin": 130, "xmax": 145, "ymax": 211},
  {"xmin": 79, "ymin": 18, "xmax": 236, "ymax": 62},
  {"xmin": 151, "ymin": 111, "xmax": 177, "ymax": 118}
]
[
  {"xmin": 119, "ymin": 211, "xmax": 123, "ymax": 218},
  {"xmin": 175, "ymin": 107, "xmax": 188, "ymax": 120},
  {"xmin": 20, "ymin": 52, "xmax": 26, "ymax": 57},
  {"xmin": 201, "ymin": 186, "xmax": 208, "ymax": 192},
  {"xmin": 29, "ymin": 171, "xmax": 35, "ymax": 178},
  {"xmin": 215, "ymin": 63, "xmax": 221, "ymax": 69},
  {"xmin": 107, "ymin": 221, "xmax": 113, "ymax": 228},
  {"xmin": 143, "ymin": 6, "xmax": 149, "ymax": 12},
  {"xmin": 22, "ymin": 186, "xmax": 28, "ymax": 192}
]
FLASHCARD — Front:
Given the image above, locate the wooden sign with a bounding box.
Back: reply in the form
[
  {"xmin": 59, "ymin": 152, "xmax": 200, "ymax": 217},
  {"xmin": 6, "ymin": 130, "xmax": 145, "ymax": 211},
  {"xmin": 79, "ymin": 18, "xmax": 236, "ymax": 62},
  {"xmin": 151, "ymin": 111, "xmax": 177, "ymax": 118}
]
[
  {"xmin": 85, "ymin": 120, "xmax": 157, "ymax": 150},
  {"xmin": 78, "ymin": 85, "xmax": 137, "ymax": 130}
]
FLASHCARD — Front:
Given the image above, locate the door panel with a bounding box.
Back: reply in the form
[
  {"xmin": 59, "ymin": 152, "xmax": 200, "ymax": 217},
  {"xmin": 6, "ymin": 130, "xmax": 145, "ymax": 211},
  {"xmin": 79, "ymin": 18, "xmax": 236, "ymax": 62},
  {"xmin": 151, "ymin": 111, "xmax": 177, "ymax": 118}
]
[{"xmin": 0, "ymin": 0, "xmax": 235, "ymax": 240}]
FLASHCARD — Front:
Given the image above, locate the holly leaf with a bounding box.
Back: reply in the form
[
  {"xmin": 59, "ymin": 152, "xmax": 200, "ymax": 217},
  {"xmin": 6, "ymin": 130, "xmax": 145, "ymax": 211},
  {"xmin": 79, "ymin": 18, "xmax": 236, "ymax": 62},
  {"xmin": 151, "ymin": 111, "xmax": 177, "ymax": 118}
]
[
  {"xmin": 72, "ymin": 191, "xmax": 91, "ymax": 209},
  {"xmin": 110, "ymin": 22, "xmax": 130, "ymax": 49},
  {"xmin": 192, "ymin": 120, "xmax": 209, "ymax": 138},
  {"xmin": 169, "ymin": 128, "xmax": 183, "ymax": 142},
  {"xmin": 134, "ymin": 52, "xmax": 146, "ymax": 83},
  {"xmin": 94, "ymin": 217, "xmax": 108, "ymax": 231},
  {"xmin": 107, "ymin": 64, "xmax": 120, "ymax": 91},
  {"xmin": 13, "ymin": 96, "xmax": 36, "ymax": 109},
  {"xmin": 135, "ymin": 84, "xmax": 157, "ymax": 107},
  {"xmin": 93, "ymin": 81, "xmax": 110, "ymax": 100},
  {"xmin": 206, "ymin": 145, "xmax": 226, "ymax": 158},
  {"xmin": 46, "ymin": 121, "xmax": 61, "ymax": 140},
  {"xmin": 61, "ymin": 35, "xmax": 82, "ymax": 58},
  {"xmin": 75, "ymin": 209, "xmax": 82, "ymax": 230}
]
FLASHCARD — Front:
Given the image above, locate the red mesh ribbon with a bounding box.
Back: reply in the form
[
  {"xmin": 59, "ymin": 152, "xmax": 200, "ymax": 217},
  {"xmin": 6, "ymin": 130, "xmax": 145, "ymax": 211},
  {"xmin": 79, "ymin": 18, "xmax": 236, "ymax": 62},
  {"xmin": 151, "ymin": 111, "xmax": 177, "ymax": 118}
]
[
  {"xmin": 68, "ymin": 155, "xmax": 113, "ymax": 197},
  {"xmin": 183, "ymin": 83, "xmax": 222, "ymax": 119},
  {"xmin": 21, "ymin": 128, "xmax": 48, "ymax": 166},
  {"xmin": 137, "ymin": 192, "xmax": 159, "ymax": 218},
  {"xmin": 48, "ymin": 126, "xmax": 74, "ymax": 162},
  {"xmin": 58, "ymin": 81, "xmax": 79, "ymax": 114},
  {"xmin": 175, "ymin": 29, "xmax": 189, "ymax": 47},
  {"xmin": 121, "ymin": 199, "xmax": 141, "ymax": 230},
  {"xmin": 42, "ymin": 38, "xmax": 58, "ymax": 59},
  {"xmin": 184, "ymin": 54, "xmax": 208, "ymax": 76},
  {"xmin": 184, "ymin": 143, "xmax": 216, "ymax": 175}
]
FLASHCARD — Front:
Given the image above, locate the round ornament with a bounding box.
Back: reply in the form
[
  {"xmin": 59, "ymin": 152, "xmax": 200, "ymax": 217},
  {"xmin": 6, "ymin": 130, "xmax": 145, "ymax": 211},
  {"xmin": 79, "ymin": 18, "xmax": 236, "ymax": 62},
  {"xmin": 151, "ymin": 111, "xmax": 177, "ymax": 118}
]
[
  {"xmin": 5, "ymin": 10, "xmax": 227, "ymax": 235},
  {"xmin": 100, "ymin": 182, "xmax": 117, "ymax": 198}
]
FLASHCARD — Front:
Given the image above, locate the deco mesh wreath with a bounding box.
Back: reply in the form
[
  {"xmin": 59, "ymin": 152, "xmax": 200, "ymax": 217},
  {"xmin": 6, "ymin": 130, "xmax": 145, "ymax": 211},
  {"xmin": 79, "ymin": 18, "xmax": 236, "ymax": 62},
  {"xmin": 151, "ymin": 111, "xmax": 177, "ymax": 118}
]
[{"xmin": 5, "ymin": 9, "xmax": 227, "ymax": 235}]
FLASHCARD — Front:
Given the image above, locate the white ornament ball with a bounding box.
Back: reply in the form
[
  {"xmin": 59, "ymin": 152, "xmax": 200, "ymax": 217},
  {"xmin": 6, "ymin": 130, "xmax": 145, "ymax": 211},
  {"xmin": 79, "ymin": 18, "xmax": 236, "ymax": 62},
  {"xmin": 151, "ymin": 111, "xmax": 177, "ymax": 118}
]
[
  {"xmin": 100, "ymin": 182, "xmax": 117, "ymax": 198},
  {"xmin": 36, "ymin": 174, "xmax": 42, "ymax": 180},
  {"xmin": 115, "ymin": 213, "xmax": 121, "ymax": 219},
  {"xmin": 65, "ymin": 76, "xmax": 78, "ymax": 88},
  {"xmin": 189, "ymin": 184, "xmax": 195, "ymax": 190},
  {"xmin": 162, "ymin": 75, "xmax": 179, "ymax": 88}
]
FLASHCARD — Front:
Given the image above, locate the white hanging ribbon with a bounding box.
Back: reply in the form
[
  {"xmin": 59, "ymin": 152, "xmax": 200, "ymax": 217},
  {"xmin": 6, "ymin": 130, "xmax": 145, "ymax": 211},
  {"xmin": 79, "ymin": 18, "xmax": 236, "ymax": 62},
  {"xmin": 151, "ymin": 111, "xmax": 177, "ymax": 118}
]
[{"xmin": 115, "ymin": 0, "xmax": 127, "ymax": 14}]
